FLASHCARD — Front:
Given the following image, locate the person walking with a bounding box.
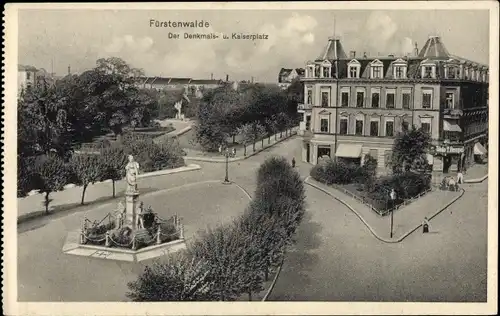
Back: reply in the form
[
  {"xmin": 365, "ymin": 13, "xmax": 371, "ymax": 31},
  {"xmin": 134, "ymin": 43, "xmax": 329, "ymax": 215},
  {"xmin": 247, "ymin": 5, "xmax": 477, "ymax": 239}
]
[
  {"xmin": 422, "ymin": 217, "xmax": 430, "ymax": 233},
  {"xmin": 291, "ymin": 157, "xmax": 296, "ymax": 168},
  {"xmin": 457, "ymin": 170, "xmax": 464, "ymax": 184}
]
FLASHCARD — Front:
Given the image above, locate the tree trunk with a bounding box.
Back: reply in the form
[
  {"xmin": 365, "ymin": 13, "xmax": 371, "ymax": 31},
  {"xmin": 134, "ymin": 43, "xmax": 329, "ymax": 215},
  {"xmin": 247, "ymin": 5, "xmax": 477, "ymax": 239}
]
[
  {"xmin": 232, "ymin": 135, "xmax": 235, "ymax": 144},
  {"xmin": 244, "ymin": 146, "xmax": 247, "ymax": 156},
  {"xmin": 275, "ymin": 133, "xmax": 277, "ymax": 140},
  {"xmin": 268, "ymin": 136, "xmax": 271, "ymax": 144},
  {"xmin": 112, "ymin": 180, "xmax": 116, "ymax": 198},
  {"xmin": 253, "ymin": 142, "xmax": 256, "ymax": 152},
  {"xmin": 280, "ymin": 131, "xmax": 283, "ymax": 138},
  {"xmin": 264, "ymin": 267, "xmax": 269, "ymax": 281},
  {"xmin": 81, "ymin": 184, "xmax": 88, "ymax": 205},
  {"xmin": 44, "ymin": 192, "xmax": 50, "ymax": 214},
  {"xmin": 248, "ymin": 291, "xmax": 252, "ymax": 301},
  {"xmin": 261, "ymin": 139, "xmax": 264, "ymax": 148}
]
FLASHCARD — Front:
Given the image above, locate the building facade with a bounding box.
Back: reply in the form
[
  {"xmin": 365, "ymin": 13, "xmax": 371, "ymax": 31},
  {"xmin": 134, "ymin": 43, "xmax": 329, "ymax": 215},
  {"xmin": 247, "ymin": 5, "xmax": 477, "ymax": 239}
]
[
  {"xmin": 278, "ymin": 68, "xmax": 305, "ymax": 89},
  {"xmin": 298, "ymin": 35, "xmax": 488, "ymax": 173},
  {"xmin": 136, "ymin": 76, "xmax": 224, "ymax": 97}
]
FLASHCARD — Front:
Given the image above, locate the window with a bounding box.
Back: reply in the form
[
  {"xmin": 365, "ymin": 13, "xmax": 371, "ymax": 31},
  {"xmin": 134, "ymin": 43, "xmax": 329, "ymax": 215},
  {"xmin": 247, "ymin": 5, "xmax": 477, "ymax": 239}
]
[
  {"xmin": 372, "ymin": 66, "xmax": 383, "ymax": 79},
  {"xmin": 384, "ymin": 150, "xmax": 392, "ymax": 167},
  {"xmin": 386, "ymin": 91, "xmax": 395, "ymax": 108},
  {"xmin": 402, "ymin": 120, "xmax": 409, "ymax": 131},
  {"xmin": 305, "ymin": 115, "xmax": 311, "ymax": 130},
  {"xmin": 322, "ymin": 67, "xmax": 330, "ymax": 78},
  {"xmin": 421, "ymin": 122, "xmax": 431, "ymax": 134},
  {"xmin": 349, "ymin": 66, "xmax": 359, "ymax": 78},
  {"xmin": 341, "ymin": 92, "xmax": 349, "ymax": 107},
  {"xmin": 394, "ymin": 66, "xmax": 405, "ymax": 79},
  {"xmin": 339, "ymin": 117, "xmax": 348, "ymax": 135},
  {"xmin": 385, "ymin": 120, "xmax": 394, "ymax": 137},
  {"xmin": 321, "ymin": 92, "xmax": 329, "ymax": 107},
  {"xmin": 320, "ymin": 117, "xmax": 329, "ymax": 132},
  {"xmin": 370, "ymin": 120, "xmax": 379, "ymax": 136},
  {"xmin": 422, "ymin": 66, "xmax": 434, "ymax": 79},
  {"xmin": 422, "ymin": 90, "xmax": 432, "ymax": 109},
  {"xmin": 26, "ymin": 72, "xmax": 31, "ymax": 80},
  {"xmin": 447, "ymin": 66, "xmax": 457, "ymax": 79},
  {"xmin": 355, "ymin": 119, "xmax": 364, "ymax": 135},
  {"xmin": 420, "ymin": 117, "xmax": 431, "ymax": 134},
  {"xmin": 445, "ymin": 92, "xmax": 454, "ymax": 109},
  {"xmin": 371, "ymin": 92, "xmax": 380, "ymax": 108},
  {"xmin": 307, "ymin": 90, "xmax": 312, "ymax": 104},
  {"xmin": 402, "ymin": 92, "xmax": 411, "ymax": 109},
  {"xmin": 356, "ymin": 91, "xmax": 364, "ymax": 107}
]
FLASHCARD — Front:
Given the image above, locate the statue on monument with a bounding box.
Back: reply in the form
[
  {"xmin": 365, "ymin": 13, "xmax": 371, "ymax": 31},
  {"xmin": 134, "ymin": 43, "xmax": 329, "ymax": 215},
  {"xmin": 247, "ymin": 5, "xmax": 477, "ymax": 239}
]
[{"xmin": 125, "ymin": 155, "xmax": 140, "ymax": 193}]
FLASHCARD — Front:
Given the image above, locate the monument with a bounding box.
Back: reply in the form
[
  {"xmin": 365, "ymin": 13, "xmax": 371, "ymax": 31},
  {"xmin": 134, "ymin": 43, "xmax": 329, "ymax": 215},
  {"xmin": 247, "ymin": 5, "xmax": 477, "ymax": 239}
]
[
  {"xmin": 62, "ymin": 154, "xmax": 187, "ymax": 262},
  {"xmin": 124, "ymin": 155, "xmax": 140, "ymax": 229}
]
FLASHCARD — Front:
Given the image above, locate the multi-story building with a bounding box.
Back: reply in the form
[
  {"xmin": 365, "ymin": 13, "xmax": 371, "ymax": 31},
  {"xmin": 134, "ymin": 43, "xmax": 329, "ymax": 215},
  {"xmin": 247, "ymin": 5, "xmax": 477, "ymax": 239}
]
[
  {"xmin": 278, "ymin": 68, "xmax": 305, "ymax": 89},
  {"xmin": 298, "ymin": 35, "xmax": 488, "ymax": 173},
  {"xmin": 18, "ymin": 65, "xmax": 58, "ymax": 95}
]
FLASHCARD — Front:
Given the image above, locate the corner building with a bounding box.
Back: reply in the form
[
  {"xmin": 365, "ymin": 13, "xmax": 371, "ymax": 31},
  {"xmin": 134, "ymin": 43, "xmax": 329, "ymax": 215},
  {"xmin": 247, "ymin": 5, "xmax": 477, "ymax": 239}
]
[{"xmin": 298, "ymin": 35, "xmax": 489, "ymax": 173}]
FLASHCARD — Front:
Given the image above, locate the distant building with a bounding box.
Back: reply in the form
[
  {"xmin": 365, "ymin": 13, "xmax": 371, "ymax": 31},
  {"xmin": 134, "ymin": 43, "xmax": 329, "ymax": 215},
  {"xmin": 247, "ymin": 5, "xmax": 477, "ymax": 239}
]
[
  {"xmin": 18, "ymin": 65, "xmax": 57, "ymax": 95},
  {"xmin": 136, "ymin": 76, "xmax": 224, "ymax": 97},
  {"xmin": 298, "ymin": 35, "xmax": 488, "ymax": 174},
  {"xmin": 278, "ymin": 68, "xmax": 305, "ymax": 89}
]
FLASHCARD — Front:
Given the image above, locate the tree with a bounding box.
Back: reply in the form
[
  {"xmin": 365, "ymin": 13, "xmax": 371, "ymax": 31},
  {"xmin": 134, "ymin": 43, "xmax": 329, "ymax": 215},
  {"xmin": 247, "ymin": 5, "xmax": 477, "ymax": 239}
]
[
  {"xmin": 100, "ymin": 146, "xmax": 128, "ymax": 197},
  {"xmin": 275, "ymin": 112, "xmax": 289, "ymax": 138},
  {"xmin": 237, "ymin": 123, "xmax": 254, "ymax": 156},
  {"xmin": 69, "ymin": 153, "xmax": 104, "ymax": 205},
  {"xmin": 391, "ymin": 126, "xmax": 431, "ymax": 174},
  {"xmin": 127, "ymin": 253, "xmax": 216, "ymax": 301},
  {"xmin": 188, "ymin": 225, "xmax": 250, "ymax": 301},
  {"xmin": 264, "ymin": 117, "xmax": 277, "ymax": 144},
  {"xmin": 34, "ymin": 155, "xmax": 69, "ymax": 214},
  {"xmin": 252, "ymin": 122, "xmax": 266, "ymax": 151}
]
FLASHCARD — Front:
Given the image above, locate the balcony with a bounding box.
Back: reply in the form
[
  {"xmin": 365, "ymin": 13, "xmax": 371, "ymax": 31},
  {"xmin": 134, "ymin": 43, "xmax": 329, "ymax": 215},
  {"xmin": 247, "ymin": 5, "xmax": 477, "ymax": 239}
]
[
  {"xmin": 297, "ymin": 103, "xmax": 312, "ymax": 113},
  {"xmin": 443, "ymin": 108, "xmax": 463, "ymax": 119},
  {"xmin": 298, "ymin": 122, "xmax": 314, "ymax": 139}
]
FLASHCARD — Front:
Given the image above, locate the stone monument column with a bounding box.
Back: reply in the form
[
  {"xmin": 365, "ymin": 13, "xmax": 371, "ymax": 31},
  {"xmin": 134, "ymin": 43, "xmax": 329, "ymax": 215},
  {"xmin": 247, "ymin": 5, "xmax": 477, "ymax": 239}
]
[{"xmin": 124, "ymin": 155, "xmax": 140, "ymax": 230}]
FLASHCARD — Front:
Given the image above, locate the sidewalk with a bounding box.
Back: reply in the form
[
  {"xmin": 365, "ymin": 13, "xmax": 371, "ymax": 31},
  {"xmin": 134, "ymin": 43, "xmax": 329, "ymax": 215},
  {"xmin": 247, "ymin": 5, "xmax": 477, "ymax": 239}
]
[
  {"xmin": 305, "ymin": 178, "xmax": 464, "ymax": 242},
  {"xmin": 184, "ymin": 128, "xmax": 299, "ymax": 163}
]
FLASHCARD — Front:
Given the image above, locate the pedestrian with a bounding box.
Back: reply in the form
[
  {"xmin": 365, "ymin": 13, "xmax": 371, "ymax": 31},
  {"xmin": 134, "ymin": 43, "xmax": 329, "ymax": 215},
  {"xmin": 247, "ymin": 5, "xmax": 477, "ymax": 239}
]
[
  {"xmin": 422, "ymin": 217, "xmax": 430, "ymax": 233},
  {"xmin": 457, "ymin": 170, "xmax": 464, "ymax": 184},
  {"xmin": 291, "ymin": 157, "xmax": 296, "ymax": 168}
]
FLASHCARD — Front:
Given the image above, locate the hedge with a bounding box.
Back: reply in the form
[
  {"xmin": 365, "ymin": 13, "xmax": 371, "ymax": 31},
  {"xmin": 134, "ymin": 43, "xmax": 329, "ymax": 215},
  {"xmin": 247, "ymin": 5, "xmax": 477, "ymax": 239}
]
[{"xmin": 127, "ymin": 156, "xmax": 306, "ymax": 301}]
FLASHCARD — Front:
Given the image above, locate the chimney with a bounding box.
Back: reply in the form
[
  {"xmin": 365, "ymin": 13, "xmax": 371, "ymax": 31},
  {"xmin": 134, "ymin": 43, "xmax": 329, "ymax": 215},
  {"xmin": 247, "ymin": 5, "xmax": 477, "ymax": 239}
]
[
  {"xmin": 226, "ymin": 74, "xmax": 229, "ymax": 82},
  {"xmin": 414, "ymin": 42, "xmax": 419, "ymax": 57},
  {"xmin": 68, "ymin": 65, "xmax": 71, "ymax": 75},
  {"xmin": 211, "ymin": 73, "xmax": 214, "ymax": 80},
  {"xmin": 363, "ymin": 52, "xmax": 367, "ymax": 58},
  {"xmin": 350, "ymin": 51, "xmax": 356, "ymax": 58}
]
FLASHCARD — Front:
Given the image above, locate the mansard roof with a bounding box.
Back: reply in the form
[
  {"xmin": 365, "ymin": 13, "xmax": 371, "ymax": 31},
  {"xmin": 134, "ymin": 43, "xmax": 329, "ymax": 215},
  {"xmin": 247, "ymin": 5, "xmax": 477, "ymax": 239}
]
[
  {"xmin": 316, "ymin": 37, "xmax": 348, "ymax": 61},
  {"xmin": 418, "ymin": 35, "xmax": 450, "ymax": 59}
]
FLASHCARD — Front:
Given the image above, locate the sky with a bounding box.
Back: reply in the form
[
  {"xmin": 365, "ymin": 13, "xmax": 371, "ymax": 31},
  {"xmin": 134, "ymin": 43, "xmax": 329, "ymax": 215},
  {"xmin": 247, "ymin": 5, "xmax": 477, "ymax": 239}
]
[{"xmin": 18, "ymin": 9, "xmax": 490, "ymax": 82}]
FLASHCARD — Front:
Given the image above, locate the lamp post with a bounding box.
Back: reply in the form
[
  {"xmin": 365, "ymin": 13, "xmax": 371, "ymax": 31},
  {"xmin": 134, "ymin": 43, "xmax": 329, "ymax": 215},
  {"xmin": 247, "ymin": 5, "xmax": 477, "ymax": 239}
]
[
  {"xmin": 389, "ymin": 188, "xmax": 396, "ymax": 238},
  {"xmin": 219, "ymin": 145, "xmax": 236, "ymax": 184}
]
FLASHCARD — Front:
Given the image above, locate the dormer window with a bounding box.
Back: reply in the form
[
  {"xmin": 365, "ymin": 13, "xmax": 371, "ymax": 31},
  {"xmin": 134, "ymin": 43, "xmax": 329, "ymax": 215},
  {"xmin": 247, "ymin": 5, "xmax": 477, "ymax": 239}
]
[
  {"xmin": 348, "ymin": 59, "xmax": 361, "ymax": 79},
  {"xmin": 370, "ymin": 59, "xmax": 384, "ymax": 79},
  {"xmin": 421, "ymin": 65, "xmax": 435, "ymax": 79},
  {"xmin": 321, "ymin": 61, "xmax": 332, "ymax": 78},
  {"xmin": 306, "ymin": 64, "xmax": 315, "ymax": 78},
  {"xmin": 446, "ymin": 66, "xmax": 458, "ymax": 79},
  {"xmin": 392, "ymin": 59, "xmax": 407, "ymax": 79}
]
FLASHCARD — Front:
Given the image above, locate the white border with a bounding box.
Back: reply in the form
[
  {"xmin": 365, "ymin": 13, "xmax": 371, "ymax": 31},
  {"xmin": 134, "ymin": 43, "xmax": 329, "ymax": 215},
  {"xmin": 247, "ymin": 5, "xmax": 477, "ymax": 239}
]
[{"xmin": 3, "ymin": 2, "xmax": 499, "ymax": 315}]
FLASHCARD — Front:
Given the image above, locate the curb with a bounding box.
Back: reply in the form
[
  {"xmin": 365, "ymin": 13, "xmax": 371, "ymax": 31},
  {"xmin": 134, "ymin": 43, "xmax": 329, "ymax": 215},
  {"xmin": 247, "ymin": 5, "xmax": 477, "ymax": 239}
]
[
  {"xmin": 464, "ymin": 174, "xmax": 488, "ymax": 183},
  {"xmin": 305, "ymin": 177, "xmax": 465, "ymax": 243},
  {"xmin": 23, "ymin": 164, "xmax": 202, "ymax": 198},
  {"xmin": 185, "ymin": 132, "xmax": 298, "ymax": 163},
  {"xmin": 261, "ymin": 256, "xmax": 285, "ymax": 301},
  {"xmin": 169, "ymin": 125, "xmax": 192, "ymax": 138}
]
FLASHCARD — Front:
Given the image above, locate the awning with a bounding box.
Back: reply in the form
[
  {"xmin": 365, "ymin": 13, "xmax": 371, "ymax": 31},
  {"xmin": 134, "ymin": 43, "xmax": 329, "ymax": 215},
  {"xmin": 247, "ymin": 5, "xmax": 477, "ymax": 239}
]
[
  {"xmin": 443, "ymin": 120, "xmax": 462, "ymax": 132},
  {"xmin": 474, "ymin": 142, "xmax": 487, "ymax": 155},
  {"xmin": 335, "ymin": 144, "xmax": 363, "ymax": 158}
]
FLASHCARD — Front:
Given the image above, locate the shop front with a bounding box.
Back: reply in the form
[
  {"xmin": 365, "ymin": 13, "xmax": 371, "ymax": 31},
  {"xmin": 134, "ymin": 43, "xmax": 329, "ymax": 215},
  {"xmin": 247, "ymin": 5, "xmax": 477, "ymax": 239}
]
[
  {"xmin": 335, "ymin": 143, "xmax": 363, "ymax": 166},
  {"xmin": 431, "ymin": 144, "xmax": 464, "ymax": 173}
]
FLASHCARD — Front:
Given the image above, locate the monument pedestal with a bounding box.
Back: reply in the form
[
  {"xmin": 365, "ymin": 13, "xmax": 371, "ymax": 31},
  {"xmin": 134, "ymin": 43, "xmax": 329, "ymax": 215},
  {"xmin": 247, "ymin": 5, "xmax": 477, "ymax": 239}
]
[{"xmin": 125, "ymin": 190, "xmax": 140, "ymax": 231}]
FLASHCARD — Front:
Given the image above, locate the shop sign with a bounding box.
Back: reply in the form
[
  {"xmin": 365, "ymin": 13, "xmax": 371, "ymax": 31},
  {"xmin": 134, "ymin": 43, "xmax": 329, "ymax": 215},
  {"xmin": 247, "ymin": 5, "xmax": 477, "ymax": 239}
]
[{"xmin": 434, "ymin": 145, "xmax": 464, "ymax": 154}]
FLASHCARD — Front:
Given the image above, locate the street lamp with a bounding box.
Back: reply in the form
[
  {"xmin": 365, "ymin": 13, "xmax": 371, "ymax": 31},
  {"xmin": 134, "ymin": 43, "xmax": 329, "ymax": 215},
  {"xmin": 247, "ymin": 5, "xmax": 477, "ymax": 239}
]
[
  {"xmin": 389, "ymin": 188, "xmax": 396, "ymax": 238},
  {"xmin": 219, "ymin": 145, "xmax": 236, "ymax": 184}
]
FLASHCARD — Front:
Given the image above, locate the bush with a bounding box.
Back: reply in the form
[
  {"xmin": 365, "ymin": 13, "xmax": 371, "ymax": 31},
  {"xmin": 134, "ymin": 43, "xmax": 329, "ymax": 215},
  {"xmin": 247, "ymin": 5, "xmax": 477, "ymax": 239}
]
[
  {"xmin": 121, "ymin": 134, "xmax": 185, "ymax": 172},
  {"xmin": 310, "ymin": 159, "xmax": 361, "ymax": 185},
  {"xmin": 367, "ymin": 172, "xmax": 431, "ymax": 211}
]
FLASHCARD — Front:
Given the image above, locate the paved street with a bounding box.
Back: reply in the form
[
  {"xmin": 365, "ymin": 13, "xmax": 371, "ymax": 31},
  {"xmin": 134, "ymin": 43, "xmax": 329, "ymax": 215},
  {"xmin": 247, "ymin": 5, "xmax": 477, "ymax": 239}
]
[
  {"xmin": 269, "ymin": 180, "xmax": 488, "ymax": 302},
  {"xmin": 17, "ymin": 136, "xmax": 488, "ymax": 302}
]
